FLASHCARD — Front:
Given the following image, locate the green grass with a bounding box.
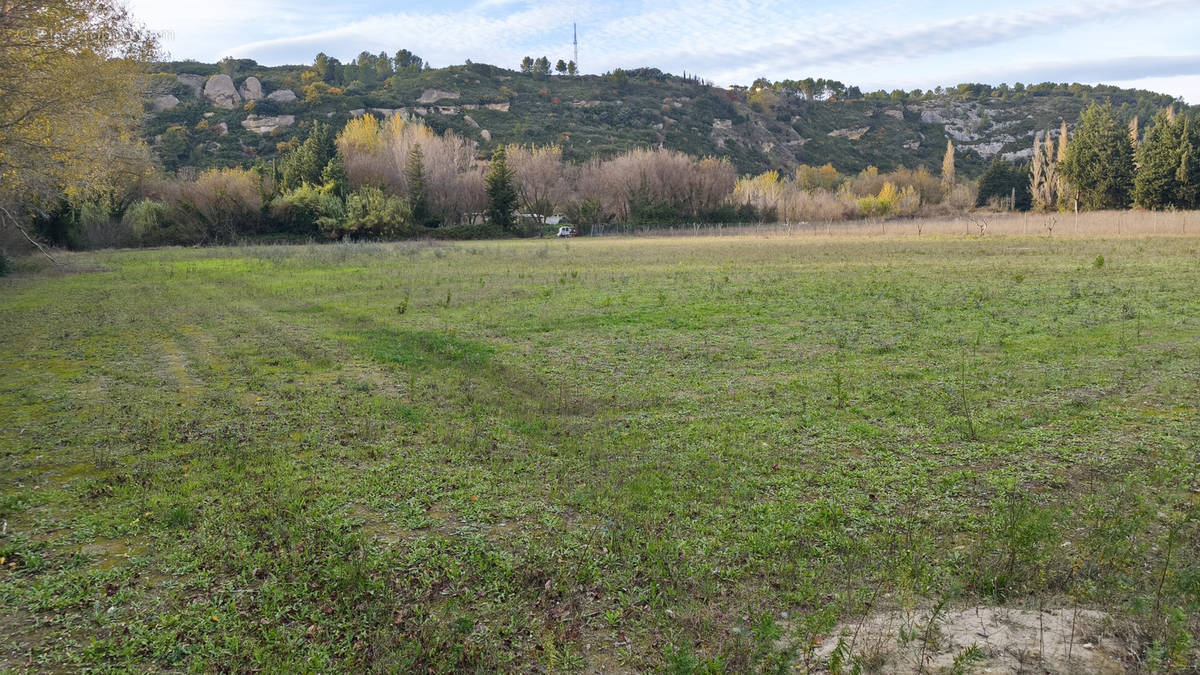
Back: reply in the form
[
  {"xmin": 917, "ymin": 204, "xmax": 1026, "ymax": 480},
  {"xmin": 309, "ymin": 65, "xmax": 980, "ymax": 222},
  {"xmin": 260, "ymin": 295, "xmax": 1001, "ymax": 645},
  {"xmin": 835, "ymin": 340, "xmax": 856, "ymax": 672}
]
[{"xmin": 1, "ymin": 234, "xmax": 1198, "ymax": 671}]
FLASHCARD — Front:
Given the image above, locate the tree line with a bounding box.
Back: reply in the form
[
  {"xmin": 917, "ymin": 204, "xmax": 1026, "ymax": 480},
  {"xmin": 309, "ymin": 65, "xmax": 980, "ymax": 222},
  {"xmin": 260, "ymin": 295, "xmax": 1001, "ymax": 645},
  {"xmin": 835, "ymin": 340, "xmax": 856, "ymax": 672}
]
[{"xmin": 974, "ymin": 103, "xmax": 1200, "ymax": 212}]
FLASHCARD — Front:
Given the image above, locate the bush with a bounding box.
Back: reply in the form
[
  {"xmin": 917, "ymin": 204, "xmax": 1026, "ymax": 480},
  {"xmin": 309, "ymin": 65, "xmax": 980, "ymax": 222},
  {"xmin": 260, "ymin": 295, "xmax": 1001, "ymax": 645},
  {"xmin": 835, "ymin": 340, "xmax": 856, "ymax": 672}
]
[
  {"xmin": 270, "ymin": 185, "xmax": 344, "ymax": 235},
  {"xmin": 78, "ymin": 202, "xmax": 132, "ymax": 249},
  {"xmin": 426, "ymin": 222, "xmax": 510, "ymax": 240},
  {"xmin": 122, "ymin": 200, "xmax": 180, "ymax": 246},
  {"xmin": 0, "ymin": 253, "xmax": 11, "ymax": 276},
  {"xmin": 332, "ymin": 186, "xmax": 411, "ymax": 239},
  {"xmin": 153, "ymin": 168, "xmax": 263, "ymax": 243}
]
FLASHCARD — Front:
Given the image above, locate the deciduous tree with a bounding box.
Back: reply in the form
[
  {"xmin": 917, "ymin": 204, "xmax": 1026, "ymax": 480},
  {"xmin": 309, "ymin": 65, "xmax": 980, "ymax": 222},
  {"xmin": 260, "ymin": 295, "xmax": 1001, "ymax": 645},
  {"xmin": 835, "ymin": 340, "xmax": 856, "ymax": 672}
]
[{"xmin": 0, "ymin": 0, "xmax": 159, "ymax": 237}]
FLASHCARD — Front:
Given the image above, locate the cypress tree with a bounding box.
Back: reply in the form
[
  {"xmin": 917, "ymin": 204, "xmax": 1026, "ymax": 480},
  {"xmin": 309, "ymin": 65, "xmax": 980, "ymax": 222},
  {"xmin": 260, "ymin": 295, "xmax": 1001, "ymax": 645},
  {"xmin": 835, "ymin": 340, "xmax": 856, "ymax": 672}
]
[
  {"xmin": 485, "ymin": 146, "xmax": 517, "ymax": 232},
  {"xmin": 1176, "ymin": 116, "xmax": 1200, "ymax": 208},
  {"xmin": 406, "ymin": 144, "xmax": 431, "ymax": 227},
  {"xmin": 1133, "ymin": 110, "xmax": 1181, "ymax": 210},
  {"xmin": 1059, "ymin": 103, "xmax": 1134, "ymax": 210}
]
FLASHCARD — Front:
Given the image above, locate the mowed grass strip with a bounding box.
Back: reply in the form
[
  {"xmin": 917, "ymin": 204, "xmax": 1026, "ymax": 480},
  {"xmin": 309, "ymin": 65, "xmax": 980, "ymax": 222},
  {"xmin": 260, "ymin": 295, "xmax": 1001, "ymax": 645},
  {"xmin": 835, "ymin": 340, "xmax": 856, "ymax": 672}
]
[{"xmin": 0, "ymin": 234, "xmax": 1197, "ymax": 672}]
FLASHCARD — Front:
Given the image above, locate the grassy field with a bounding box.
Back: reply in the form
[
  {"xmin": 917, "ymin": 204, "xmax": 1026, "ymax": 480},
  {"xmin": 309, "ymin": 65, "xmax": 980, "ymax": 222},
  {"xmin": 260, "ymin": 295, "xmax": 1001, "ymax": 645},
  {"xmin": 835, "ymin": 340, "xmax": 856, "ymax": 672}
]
[{"xmin": 1, "ymin": 232, "xmax": 1198, "ymax": 672}]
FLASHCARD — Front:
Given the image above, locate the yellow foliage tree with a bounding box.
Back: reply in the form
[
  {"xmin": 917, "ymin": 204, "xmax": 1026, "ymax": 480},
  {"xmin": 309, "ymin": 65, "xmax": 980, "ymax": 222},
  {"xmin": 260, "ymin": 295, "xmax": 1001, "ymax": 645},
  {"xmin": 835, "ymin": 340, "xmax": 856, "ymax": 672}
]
[{"xmin": 0, "ymin": 0, "xmax": 159, "ymax": 234}]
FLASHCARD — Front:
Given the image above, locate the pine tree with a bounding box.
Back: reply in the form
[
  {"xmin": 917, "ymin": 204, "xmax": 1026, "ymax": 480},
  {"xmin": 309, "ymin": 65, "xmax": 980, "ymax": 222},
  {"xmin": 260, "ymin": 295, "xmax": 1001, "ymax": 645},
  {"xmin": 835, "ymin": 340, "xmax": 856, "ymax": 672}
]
[
  {"xmin": 406, "ymin": 145, "xmax": 431, "ymax": 227},
  {"xmin": 485, "ymin": 146, "xmax": 517, "ymax": 232},
  {"xmin": 321, "ymin": 154, "xmax": 348, "ymax": 200},
  {"xmin": 941, "ymin": 139, "xmax": 955, "ymax": 188},
  {"xmin": 281, "ymin": 121, "xmax": 336, "ymax": 191},
  {"xmin": 1059, "ymin": 103, "xmax": 1134, "ymax": 210},
  {"xmin": 1133, "ymin": 110, "xmax": 1181, "ymax": 210}
]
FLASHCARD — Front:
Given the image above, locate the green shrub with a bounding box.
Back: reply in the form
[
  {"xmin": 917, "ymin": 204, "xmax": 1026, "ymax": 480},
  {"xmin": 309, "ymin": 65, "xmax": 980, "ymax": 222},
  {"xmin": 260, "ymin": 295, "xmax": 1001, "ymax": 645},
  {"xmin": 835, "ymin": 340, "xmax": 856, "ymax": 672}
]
[
  {"xmin": 270, "ymin": 185, "xmax": 344, "ymax": 235},
  {"xmin": 333, "ymin": 186, "xmax": 411, "ymax": 239},
  {"xmin": 427, "ymin": 222, "xmax": 509, "ymax": 240},
  {"xmin": 0, "ymin": 253, "xmax": 11, "ymax": 276},
  {"xmin": 123, "ymin": 200, "xmax": 171, "ymax": 245}
]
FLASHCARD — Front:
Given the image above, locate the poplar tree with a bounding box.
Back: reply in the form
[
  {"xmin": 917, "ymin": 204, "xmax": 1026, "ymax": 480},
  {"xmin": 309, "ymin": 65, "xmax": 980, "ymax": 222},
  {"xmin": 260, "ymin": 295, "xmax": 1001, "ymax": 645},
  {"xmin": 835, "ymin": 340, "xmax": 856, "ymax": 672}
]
[{"xmin": 941, "ymin": 139, "xmax": 955, "ymax": 188}]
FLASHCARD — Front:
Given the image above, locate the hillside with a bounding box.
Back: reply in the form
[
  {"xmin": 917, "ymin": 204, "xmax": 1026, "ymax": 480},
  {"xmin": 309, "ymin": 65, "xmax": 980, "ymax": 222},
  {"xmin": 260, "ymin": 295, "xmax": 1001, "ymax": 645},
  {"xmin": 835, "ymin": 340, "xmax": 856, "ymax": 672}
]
[{"xmin": 144, "ymin": 58, "xmax": 1185, "ymax": 179}]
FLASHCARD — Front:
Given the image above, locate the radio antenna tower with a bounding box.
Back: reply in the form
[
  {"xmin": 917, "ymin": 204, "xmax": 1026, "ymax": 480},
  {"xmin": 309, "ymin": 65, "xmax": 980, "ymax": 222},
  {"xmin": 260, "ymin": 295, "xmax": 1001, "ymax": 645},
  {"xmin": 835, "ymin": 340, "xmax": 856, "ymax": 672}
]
[{"xmin": 573, "ymin": 23, "xmax": 579, "ymax": 73}]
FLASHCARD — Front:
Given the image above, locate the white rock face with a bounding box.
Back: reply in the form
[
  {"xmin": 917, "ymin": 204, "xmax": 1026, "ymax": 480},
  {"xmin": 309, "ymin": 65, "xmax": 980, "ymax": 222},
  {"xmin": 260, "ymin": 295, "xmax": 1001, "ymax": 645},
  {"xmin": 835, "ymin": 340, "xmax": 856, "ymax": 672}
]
[
  {"xmin": 480, "ymin": 129, "xmax": 491, "ymax": 142},
  {"xmin": 463, "ymin": 114, "xmax": 479, "ymax": 128},
  {"xmin": 266, "ymin": 89, "xmax": 297, "ymax": 103},
  {"xmin": 204, "ymin": 74, "xmax": 242, "ymax": 109},
  {"xmin": 176, "ymin": 74, "xmax": 205, "ymax": 98},
  {"xmin": 214, "ymin": 121, "xmax": 228, "ymax": 136},
  {"xmin": 152, "ymin": 95, "xmax": 180, "ymax": 112},
  {"xmin": 238, "ymin": 76, "xmax": 264, "ymax": 101},
  {"xmin": 417, "ymin": 88, "xmax": 460, "ymax": 104},
  {"xmin": 241, "ymin": 114, "xmax": 295, "ymax": 134}
]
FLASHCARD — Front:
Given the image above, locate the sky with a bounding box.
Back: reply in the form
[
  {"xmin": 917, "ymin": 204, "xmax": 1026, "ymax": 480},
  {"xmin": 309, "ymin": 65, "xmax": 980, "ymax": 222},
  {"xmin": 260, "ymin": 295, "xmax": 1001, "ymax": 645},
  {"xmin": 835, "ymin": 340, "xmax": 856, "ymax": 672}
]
[{"xmin": 127, "ymin": 0, "xmax": 1200, "ymax": 103}]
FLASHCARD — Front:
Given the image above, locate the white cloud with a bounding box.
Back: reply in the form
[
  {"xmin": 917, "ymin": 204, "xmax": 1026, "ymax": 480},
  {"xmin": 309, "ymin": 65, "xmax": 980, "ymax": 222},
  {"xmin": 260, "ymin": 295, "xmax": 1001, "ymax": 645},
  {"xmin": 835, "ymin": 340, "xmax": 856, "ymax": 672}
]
[{"xmin": 128, "ymin": 0, "xmax": 1200, "ymax": 103}]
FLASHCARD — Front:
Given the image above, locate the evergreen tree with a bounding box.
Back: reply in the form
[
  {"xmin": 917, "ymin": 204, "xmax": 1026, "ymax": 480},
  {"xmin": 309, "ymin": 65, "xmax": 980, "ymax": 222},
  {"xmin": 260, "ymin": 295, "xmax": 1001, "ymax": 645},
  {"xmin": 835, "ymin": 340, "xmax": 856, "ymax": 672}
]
[
  {"xmin": 281, "ymin": 121, "xmax": 337, "ymax": 191},
  {"xmin": 485, "ymin": 146, "xmax": 518, "ymax": 232},
  {"xmin": 976, "ymin": 159, "xmax": 1031, "ymax": 210},
  {"xmin": 321, "ymin": 154, "xmax": 348, "ymax": 200},
  {"xmin": 533, "ymin": 56, "xmax": 551, "ymax": 77},
  {"xmin": 1059, "ymin": 103, "xmax": 1134, "ymax": 210},
  {"xmin": 567, "ymin": 60, "xmax": 578, "ymax": 76},
  {"xmin": 555, "ymin": 59, "xmax": 568, "ymax": 75},
  {"xmin": 1176, "ymin": 116, "xmax": 1200, "ymax": 208},
  {"xmin": 406, "ymin": 145, "xmax": 431, "ymax": 227},
  {"xmin": 394, "ymin": 49, "xmax": 423, "ymax": 72},
  {"xmin": 520, "ymin": 56, "xmax": 534, "ymax": 74},
  {"xmin": 1133, "ymin": 110, "xmax": 1181, "ymax": 210}
]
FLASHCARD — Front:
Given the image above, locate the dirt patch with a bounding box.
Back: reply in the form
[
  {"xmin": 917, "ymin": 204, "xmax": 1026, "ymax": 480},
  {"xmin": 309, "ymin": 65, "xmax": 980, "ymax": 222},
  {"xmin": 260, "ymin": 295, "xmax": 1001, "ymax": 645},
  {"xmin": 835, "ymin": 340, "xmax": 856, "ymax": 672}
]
[
  {"xmin": 809, "ymin": 606, "xmax": 1129, "ymax": 674},
  {"xmin": 75, "ymin": 536, "xmax": 150, "ymax": 570}
]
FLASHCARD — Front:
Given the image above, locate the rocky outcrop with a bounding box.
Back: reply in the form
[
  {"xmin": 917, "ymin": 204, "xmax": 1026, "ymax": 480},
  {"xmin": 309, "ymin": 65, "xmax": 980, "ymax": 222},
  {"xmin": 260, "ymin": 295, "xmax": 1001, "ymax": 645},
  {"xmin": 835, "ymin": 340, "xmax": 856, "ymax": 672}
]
[
  {"xmin": 176, "ymin": 74, "xmax": 205, "ymax": 98},
  {"xmin": 214, "ymin": 121, "xmax": 228, "ymax": 136},
  {"xmin": 480, "ymin": 129, "xmax": 491, "ymax": 142},
  {"xmin": 463, "ymin": 114, "xmax": 479, "ymax": 128},
  {"xmin": 152, "ymin": 95, "xmax": 180, "ymax": 112},
  {"xmin": 241, "ymin": 114, "xmax": 295, "ymax": 134},
  {"xmin": 266, "ymin": 89, "xmax": 297, "ymax": 103},
  {"xmin": 204, "ymin": 74, "xmax": 241, "ymax": 109},
  {"xmin": 417, "ymin": 88, "xmax": 459, "ymax": 104},
  {"xmin": 828, "ymin": 126, "xmax": 870, "ymax": 140},
  {"xmin": 238, "ymin": 76, "xmax": 264, "ymax": 101},
  {"xmin": 484, "ymin": 102, "xmax": 510, "ymax": 112}
]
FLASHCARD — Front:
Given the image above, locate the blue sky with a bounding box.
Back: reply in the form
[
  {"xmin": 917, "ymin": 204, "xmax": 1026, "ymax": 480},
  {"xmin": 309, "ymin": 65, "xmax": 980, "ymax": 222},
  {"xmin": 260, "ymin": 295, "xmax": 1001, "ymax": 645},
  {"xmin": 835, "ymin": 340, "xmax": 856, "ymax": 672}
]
[{"xmin": 128, "ymin": 0, "xmax": 1200, "ymax": 102}]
